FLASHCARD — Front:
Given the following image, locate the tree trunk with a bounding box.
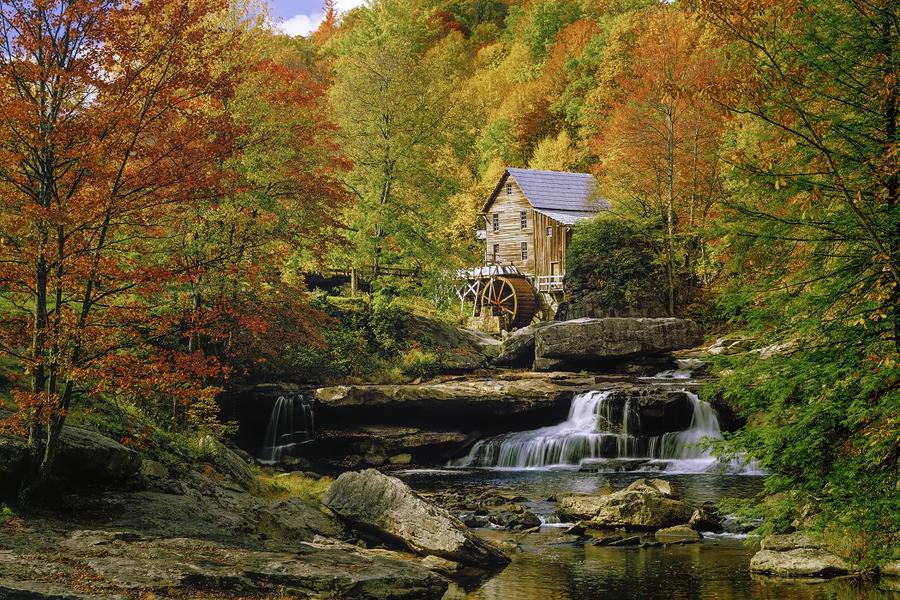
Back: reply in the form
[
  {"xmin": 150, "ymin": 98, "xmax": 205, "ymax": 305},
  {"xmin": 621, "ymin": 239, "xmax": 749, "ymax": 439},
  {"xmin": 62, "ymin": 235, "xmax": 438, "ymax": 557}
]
[{"xmin": 665, "ymin": 108, "xmax": 676, "ymax": 316}]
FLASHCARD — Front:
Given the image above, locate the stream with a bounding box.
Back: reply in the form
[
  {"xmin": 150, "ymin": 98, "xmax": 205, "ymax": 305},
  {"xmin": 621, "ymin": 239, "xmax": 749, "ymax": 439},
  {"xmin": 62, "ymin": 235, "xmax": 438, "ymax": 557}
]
[
  {"xmin": 399, "ymin": 469, "xmax": 896, "ymax": 600},
  {"xmin": 254, "ymin": 364, "xmax": 898, "ymax": 599}
]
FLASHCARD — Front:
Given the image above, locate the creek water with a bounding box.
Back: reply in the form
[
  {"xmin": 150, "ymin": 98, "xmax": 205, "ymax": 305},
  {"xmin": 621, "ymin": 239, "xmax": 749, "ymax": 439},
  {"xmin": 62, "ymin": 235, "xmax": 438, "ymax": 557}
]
[
  {"xmin": 400, "ymin": 469, "xmax": 897, "ymax": 600},
  {"xmin": 398, "ymin": 372, "xmax": 892, "ymax": 600}
]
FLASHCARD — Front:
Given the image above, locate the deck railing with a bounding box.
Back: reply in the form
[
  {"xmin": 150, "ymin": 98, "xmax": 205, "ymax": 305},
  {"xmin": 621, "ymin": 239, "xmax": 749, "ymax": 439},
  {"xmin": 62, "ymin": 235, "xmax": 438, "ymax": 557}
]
[{"xmin": 535, "ymin": 275, "xmax": 564, "ymax": 293}]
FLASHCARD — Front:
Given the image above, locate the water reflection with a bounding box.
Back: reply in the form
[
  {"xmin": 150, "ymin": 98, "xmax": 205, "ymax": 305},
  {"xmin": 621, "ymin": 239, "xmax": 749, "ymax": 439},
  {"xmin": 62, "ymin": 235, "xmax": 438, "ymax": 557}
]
[
  {"xmin": 459, "ymin": 539, "xmax": 896, "ymax": 600},
  {"xmin": 399, "ymin": 470, "xmax": 896, "ymax": 600}
]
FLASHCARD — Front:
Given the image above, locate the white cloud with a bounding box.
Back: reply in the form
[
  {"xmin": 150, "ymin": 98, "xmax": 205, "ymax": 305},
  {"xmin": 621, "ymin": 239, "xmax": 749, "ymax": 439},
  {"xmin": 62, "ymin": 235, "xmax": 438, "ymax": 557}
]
[
  {"xmin": 281, "ymin": 13, "xmax": 320, "ymax": 37},
  {"xmin": 279, "ymin": 1, "xmax": 368, "ymax": 38}
]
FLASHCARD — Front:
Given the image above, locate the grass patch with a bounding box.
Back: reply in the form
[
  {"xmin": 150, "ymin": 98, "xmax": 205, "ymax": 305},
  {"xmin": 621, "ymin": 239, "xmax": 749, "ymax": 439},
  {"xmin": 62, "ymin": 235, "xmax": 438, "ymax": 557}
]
[
  {"xmin": 255, "ymin": 470, "xmax": 333, "ymax": 505},
  {"xmin": 0, "ymin": 504, "xmax": 16, "ymax": 526}
]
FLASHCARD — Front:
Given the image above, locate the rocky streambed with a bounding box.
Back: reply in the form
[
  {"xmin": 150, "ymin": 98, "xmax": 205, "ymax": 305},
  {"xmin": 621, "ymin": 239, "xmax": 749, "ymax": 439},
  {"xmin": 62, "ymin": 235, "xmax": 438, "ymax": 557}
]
[
  {"xmin": 1, "ymin": 432, "xmax": 897, "ymax": 599},
  {"xmin": 3, "ymin": 318, "xmax": 897, "ymax": 599}
]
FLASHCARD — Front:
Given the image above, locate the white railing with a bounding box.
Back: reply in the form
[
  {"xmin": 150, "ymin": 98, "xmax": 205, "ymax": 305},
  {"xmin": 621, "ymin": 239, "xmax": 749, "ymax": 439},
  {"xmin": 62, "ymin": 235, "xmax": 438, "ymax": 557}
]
[{"xmin": 535, "ymin": 275, "xmax": 564, "ymax": 293}]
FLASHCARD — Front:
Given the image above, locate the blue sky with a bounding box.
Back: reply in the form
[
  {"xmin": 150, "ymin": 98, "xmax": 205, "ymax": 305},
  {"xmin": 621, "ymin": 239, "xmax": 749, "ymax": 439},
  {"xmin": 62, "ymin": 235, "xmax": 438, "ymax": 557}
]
[{"xmin": 268, "ymin": 0, "xmax": 368, "ymax": 36}]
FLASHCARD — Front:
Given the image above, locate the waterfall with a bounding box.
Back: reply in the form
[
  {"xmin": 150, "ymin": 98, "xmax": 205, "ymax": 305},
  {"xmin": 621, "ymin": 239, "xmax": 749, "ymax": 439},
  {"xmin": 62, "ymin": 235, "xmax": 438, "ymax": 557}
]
[
  {"xmin": 452, "ymin": 390, "xmax": 726, "ymax": 472},
  {"xmin": 260, "ymin": 393, "xmax": 315, "ymax": 464}
]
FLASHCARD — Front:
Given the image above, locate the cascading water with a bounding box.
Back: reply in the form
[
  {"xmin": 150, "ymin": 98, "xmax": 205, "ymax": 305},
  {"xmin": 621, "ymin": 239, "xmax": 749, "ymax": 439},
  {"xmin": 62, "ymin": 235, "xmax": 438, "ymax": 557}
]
[
  {"xmin": 260, "ymin": 393, "xmax": 316, "ymax": 464},
  {"xmin": 453, "ymin": 390, "xmax": 727, "ymax": 472}
]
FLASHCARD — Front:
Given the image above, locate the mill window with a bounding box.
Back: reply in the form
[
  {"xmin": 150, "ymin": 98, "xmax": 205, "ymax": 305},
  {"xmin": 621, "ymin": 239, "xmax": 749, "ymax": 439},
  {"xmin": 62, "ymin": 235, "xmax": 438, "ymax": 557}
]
[
  {"xmin": 506, "ymin": 183, "xmax": 512, "ymax": 195},
  {"xmin": 492, "ymin": 213, "xmax": 499, "ymax": 231},
  {"xmin": 492, "ymin": 244, "xmax": 499, "ymax": 261},
  {"xmin": 546, "ymin": 226, "xmax": 553, "ymax": 237},
  {"xmin": 520, "ymin": 211, "xmax": 527, "ymax": 229},
  {"xmin": 520, "ymin": 241, "xmax": 528, "ymax": 261}
]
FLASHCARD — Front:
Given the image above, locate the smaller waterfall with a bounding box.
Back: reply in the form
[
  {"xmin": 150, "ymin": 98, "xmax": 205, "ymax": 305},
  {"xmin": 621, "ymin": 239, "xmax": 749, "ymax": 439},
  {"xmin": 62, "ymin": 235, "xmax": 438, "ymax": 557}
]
[
  {"xmin": 453, "ymin": 390, "xmax": 727, "ymax": 472},
  {"xmin": 260, "ymin": 393, "xmax": 315, "ymax": 464}
]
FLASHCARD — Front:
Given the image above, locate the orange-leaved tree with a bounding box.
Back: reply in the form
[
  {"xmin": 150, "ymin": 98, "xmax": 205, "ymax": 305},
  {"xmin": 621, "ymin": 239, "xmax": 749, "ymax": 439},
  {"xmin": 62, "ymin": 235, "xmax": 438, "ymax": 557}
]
[
  {"xmin": 0, "ymin": 0, "xmax": 240, "ymax": 497},
  {"xmin": 590, "ymin": 7, "xmax": 725, "ymax": 314},
  {"xmin": 173, "ymin": 27, "xmax": 351, "ymax": 381}
]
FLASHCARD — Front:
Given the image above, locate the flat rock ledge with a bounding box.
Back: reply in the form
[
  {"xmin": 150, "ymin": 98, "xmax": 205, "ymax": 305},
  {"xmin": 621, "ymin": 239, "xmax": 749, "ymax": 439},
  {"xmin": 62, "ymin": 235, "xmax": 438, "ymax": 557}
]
[
  {"xmin": 750, "ymin": 534, "xmax": 850, "ymax": 579},
  {"xmin": 534, "ymin": 317, "xmax": 703, "ymax": 371},
  {"xmin": 323, "ymin": 469, "xmax": 509, "ymax": 567},
  {"xmin": 315, "ymin": 375, "xmax": 593, "ymax": 413},
  {"xmin": 0, "ymin": 530, "xmax": 449, "ymax": 600}
]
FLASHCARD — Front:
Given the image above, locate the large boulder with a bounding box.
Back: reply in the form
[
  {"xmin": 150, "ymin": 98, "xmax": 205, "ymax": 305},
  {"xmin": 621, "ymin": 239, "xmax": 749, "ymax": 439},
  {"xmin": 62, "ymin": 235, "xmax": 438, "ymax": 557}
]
[
  {"xmin": 0, "ymin": 435, "xmax": 27, "ymax": 490},
  {"xmin": 492, "ymin": 322, "xmax": 552, "ymax": 367},
  {"xmin": 56, "ymin": 427, "xmax": 142, "ymax": 484},
  {"xmin": 534, "ymin": 318, "xmax": 703, "ymax": 371},
  {"xmin": 198, "ymin": 435, "xmax": 256, "ymax": 490},
  {"xmin": 322, "ymin": 469, "xmax": 509, "ymax": 567},
  {"xmin": 558, "ymin": 479, "xmax": 695, "ymax": 530},
  {"xmin": 750, "ymin": 534, "xmax": 850, "ymax": 578},
  {"xmin": 1, "ymin": 426, "xmax": 141, "ymax": 493}
]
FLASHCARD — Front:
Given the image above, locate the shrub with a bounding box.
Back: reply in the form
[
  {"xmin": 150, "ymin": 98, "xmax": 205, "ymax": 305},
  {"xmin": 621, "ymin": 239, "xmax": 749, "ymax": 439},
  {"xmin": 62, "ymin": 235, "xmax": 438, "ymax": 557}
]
[
  {"xmin": 566, "ymin": 215, "xmax": 667, "ymax": 313},
  {"xmin": 256, "ymin": 471, "xmax": 334, "ymax": 505},
  {"xmin": 398, "ymin": 347, "xmax": 440, "ymax": 379}
]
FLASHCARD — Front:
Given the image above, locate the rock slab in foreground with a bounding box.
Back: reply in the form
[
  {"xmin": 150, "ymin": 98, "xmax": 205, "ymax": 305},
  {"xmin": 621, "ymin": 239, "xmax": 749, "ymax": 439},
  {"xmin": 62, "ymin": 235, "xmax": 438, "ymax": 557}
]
[
  {"xmin": 558, "ymin": 478, "xmax": 695, "ymax": 530},
  {"xmin": 323, "ymin": 469, "xmax": 509, "ymax": 567},
  {"xmin": 750, "ymin": 533, "xmax": 850, "ymax": 578},
  {"xmin": 534, "ymin": 318, "xmax": 703, "ymax": 370}
]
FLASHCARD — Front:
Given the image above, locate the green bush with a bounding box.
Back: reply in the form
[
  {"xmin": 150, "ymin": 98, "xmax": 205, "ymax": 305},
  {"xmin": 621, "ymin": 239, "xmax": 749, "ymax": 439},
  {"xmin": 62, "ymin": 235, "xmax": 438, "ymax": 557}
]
[
  {"xmin": 566, "ymin": 215, "xmax": 666, "ymax": 312},
  {"xmin": 0, "ymin": 504, "xmax": 15, "ymax": 525},
  {"xmin": 705, "ymin": 340, "xmax": 900, "ymax": 567}
]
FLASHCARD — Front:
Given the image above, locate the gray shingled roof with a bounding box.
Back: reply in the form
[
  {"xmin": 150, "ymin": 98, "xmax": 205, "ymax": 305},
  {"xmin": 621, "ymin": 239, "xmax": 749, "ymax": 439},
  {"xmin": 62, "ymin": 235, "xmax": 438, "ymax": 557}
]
[
  {"xmin": 532, "ymin": 208, "xmax": 598, "ymax": 226},
  {"xmin": 483, "ymin": 168, "xmax": 610, "ymax": 227},
  {"xmin": 507, "ymin": 168, "xmax": 609, "ymax": 212}
]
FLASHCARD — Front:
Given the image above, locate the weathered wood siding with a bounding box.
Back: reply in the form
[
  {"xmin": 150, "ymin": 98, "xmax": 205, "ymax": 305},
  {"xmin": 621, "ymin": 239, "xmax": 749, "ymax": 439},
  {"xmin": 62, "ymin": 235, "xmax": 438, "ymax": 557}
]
[
  {"xmin": 532, "ymin": 211, "xmax": 568, "ymax": 279},
  {"xmin": 483, "ymin": 175, "xmax": 536, "ymax": 274}
]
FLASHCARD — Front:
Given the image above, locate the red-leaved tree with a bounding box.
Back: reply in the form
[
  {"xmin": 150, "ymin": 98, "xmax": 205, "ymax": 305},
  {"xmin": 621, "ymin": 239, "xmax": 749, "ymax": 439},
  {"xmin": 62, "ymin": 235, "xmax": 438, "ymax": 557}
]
[{"xmin": 0, "ymin": 0, "xmax": 239, "ymax": 496}]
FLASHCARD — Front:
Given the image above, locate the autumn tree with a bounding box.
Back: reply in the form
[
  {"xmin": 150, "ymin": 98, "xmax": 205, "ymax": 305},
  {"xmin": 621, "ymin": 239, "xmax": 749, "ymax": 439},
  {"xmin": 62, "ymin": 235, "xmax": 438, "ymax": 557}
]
[
  {"xmin": 686, "ymin": 0, "xmax": 899, "ymax": 564},
  {"xmin": 590, "ymin": 7, "xmax": 724, "ymax": 314},
  {"xmin": 327, "ymin": 0, "xmax": 468, "ymax": 277},
  {"xmin": 0, "ymin": 0, "xmax": 239, "ymax": 496},
  {"xmin": 173, "ymin": 22, "xmax": 350, "ymax": 380}
]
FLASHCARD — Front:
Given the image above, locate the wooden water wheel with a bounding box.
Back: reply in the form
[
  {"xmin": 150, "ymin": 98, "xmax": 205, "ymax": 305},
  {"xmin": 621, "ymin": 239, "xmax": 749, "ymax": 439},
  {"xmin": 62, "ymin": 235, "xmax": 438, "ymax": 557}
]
[{"xmin": 480, "ymin": 276, "xmax": 538, "ymax": 329}]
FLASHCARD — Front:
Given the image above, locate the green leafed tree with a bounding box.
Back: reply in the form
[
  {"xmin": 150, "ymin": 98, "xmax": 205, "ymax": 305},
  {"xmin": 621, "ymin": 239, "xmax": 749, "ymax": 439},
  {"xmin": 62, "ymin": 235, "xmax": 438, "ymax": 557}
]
[
  {"xmin": 327, "ymin": 0, "xmax": 470, "ymax": 278},
  {"xmin": 690, "ymin": 0, "xmax": 899, "ymax": 564}
]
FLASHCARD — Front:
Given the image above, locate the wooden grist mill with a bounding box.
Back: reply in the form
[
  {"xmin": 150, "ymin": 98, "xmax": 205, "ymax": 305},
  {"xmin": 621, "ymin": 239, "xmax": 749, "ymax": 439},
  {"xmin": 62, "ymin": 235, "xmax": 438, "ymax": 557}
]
[{"xmin": 456, "ymin": 168, "xmax": 609, "ymax": 332}]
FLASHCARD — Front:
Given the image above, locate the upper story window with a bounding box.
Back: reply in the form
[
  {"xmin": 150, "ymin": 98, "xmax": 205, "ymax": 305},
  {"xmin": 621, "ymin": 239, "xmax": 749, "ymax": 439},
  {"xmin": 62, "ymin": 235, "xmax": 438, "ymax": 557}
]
[
  {"xmin": 520, "ymin": 241, "xmax": 528, "ymax": 261},
  {"xmin": 492, "ymin": 244, "xmax": 499, "ymax": 260},
  {"xmin": 546, "ymin": 226, "xmax": 553, "ymax": 237},
  {"xmin": 492, "ymin": 213, "xmax": 499, "ymax": 231},
  {"xmin": 520, "ymin": 211, "xmax": 527, "ymax": 229},
  {"xmin": 506, "ymin": 183, "xmax": 512, "ymax": 195}
]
